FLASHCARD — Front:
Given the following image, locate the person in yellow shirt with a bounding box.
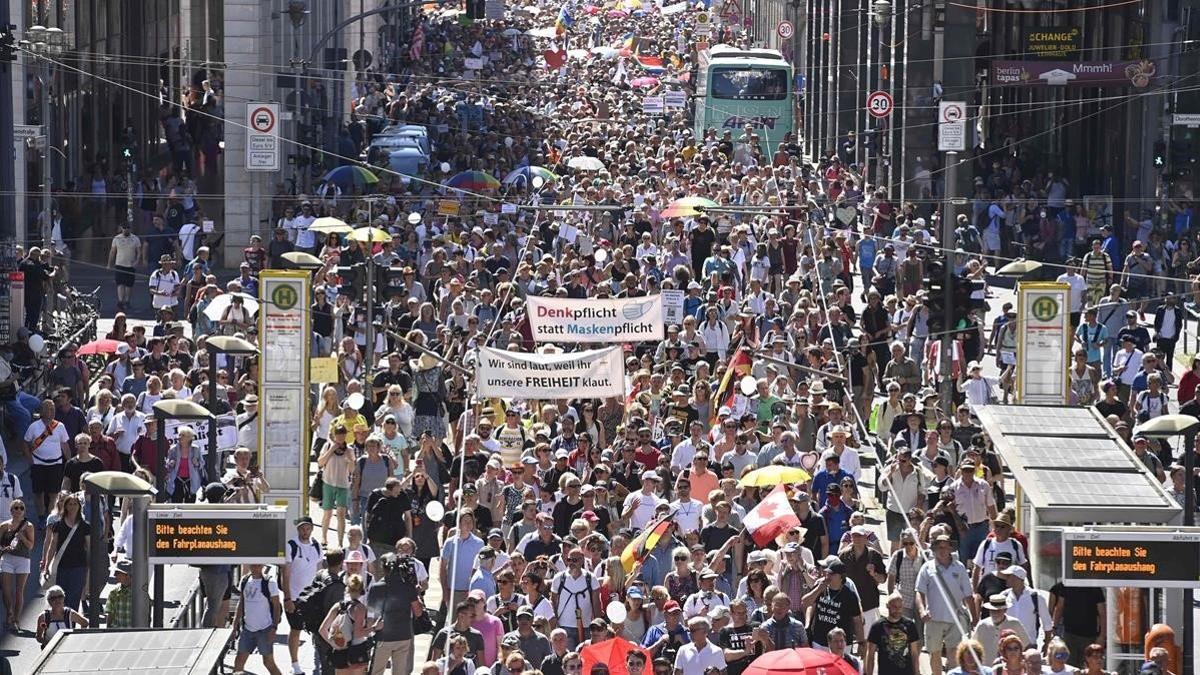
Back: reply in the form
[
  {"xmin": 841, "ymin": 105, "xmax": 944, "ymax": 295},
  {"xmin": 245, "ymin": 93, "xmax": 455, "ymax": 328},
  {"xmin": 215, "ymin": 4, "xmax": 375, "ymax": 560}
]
[{"xmin": 332, "ymin": 395, "xmax": 368, "ymax": 434}]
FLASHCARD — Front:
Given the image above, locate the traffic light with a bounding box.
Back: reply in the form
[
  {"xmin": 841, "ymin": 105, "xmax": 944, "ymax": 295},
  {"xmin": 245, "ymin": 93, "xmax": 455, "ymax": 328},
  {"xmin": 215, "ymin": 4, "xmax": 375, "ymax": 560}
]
[
  {"xmin": 0, "ymin": 25, "xmax": 16, "ymax": 62},
  {"xmin": 1154, "ymin": 140, "xmax": 1167, "ymax": 169}
]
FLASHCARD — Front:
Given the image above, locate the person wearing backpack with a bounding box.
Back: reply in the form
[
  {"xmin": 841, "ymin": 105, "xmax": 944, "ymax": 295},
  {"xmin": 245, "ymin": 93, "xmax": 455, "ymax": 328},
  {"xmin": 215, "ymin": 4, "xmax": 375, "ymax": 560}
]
[
  {"xmin": 321, "ymin": 573, "xmax": 380, "ymax": 674},
  {"xmin": 364, "ymin": 477, "xmax": 412, "ymax": 560},
  {"xmin": 232, "ymin": 563, "xmax": 283, "ymax": 675},
  {"xmin": 297, "ymin": 548, "xmax": 346, "ymax": 675},
  {"xmin": 550, "ymin": 547, "xmax": 600, "ymax": 649},
  {"xmin": 282, "ymin": 517, "xmax": 324, "ymax": 675}
]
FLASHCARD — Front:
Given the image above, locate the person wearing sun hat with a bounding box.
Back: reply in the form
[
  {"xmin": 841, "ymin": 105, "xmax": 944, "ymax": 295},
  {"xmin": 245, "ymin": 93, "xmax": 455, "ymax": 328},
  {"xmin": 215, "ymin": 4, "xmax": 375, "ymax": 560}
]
[{"xmin": 971, "ymin": 594, "xmax": 1030, "ymax": 663}]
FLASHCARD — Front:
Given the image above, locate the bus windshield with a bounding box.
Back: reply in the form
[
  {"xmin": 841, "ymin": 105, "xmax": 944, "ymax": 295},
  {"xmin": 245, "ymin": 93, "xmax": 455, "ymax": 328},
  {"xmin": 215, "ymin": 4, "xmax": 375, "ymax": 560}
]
[{"xmin": 709, "ymin": 67, "xmax": 788, "ymax": 100}]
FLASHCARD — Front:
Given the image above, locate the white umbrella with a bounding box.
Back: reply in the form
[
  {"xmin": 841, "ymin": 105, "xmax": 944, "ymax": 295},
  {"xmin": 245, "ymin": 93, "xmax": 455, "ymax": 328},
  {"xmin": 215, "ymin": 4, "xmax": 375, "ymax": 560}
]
[
  {"xmin": 203, "ymin": 292, "xmax": 260, "ymax": 322},
  {"xmin": 590, "ymin": 46, "xmax": 620, "ymax": 59},
  {"xmin": 567, "ymin": 49, "xmax": 590, "ymax": 60},
  {"xmin": 526, "ymin": 26, "xmax": 559, "ymax": 38},
  {"xmin": 502, "ymin": 28, "xmax": 522, "ymax": 36},
  {"xmin": 567, "ymin": 156, "xmax": 606, "ymax": 171}
]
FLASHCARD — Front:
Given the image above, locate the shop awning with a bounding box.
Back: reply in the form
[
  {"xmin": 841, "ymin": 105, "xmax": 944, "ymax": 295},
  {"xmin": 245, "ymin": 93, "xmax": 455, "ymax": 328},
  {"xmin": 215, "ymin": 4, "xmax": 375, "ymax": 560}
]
[{"xmin": 975, "ymin": 405, "xmax": 1182, "ymax": 524}]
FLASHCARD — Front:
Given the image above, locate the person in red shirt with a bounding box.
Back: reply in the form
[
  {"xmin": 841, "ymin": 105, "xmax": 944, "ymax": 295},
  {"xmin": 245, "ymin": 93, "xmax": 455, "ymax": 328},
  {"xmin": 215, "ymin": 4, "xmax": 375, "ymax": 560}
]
[
  {"xmin": 633, "ymin": 427, "xmax": 662, "ymax": 470},
  {"xmin": 131, "ymin": 417, "xmax": 162, "ymax": 476}
]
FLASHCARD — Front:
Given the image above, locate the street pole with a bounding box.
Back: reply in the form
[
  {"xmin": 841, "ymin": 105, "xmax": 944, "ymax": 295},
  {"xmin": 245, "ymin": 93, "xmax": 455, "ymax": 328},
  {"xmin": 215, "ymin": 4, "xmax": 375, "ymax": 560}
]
[
  {"xmin": 940, "ymin": 151, "xmax": 957, "ymax": 418},
  {"xmin": 208, "ymin": 357, "xmax": 219, "ymax": 482},
  {"xmin": 1185, "ymin": 428, "xmax": 1196, "ymax": 675},
  {"xmin": 0, "ymin": 4, "xmax": 16, "ymax": 241},
  {"xmin": 41, "ymin": 56, "xmax": 51, "ymax": 249}
]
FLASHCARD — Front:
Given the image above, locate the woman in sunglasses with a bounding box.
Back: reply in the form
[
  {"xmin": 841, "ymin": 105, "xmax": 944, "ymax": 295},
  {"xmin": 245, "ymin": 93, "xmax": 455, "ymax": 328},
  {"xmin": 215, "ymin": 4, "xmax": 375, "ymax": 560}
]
[{"xmin": 0, "ymin": 499, "xmax": 34, "ymax": 631}]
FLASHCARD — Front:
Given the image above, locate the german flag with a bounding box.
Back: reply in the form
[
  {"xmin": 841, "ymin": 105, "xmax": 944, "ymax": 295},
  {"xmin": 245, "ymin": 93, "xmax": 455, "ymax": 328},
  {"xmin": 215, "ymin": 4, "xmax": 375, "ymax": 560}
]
[
  {"xmin": 620, "ymin": 514, "xmax": 673, "ymax": 573},
  {"xmin": 711, "ymin": 347, "xmax": 752, "ymax": 421}
]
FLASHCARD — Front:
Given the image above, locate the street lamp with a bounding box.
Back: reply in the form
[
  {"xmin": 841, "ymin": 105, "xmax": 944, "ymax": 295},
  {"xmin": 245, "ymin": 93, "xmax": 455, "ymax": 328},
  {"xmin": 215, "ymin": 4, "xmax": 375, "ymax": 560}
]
[
  {"xmin": 285, "ymin": 0, "xmax": 310, "ymax": 28},
  {"xmin": 151, "ymin": 399, "xmax": 213, "ymax": 628},
  {"xmin": 82, "ymin": 472, "xmax": 156, "ymax": 627},
  {"xmin": 204, "ymin": 335, "xmax": 258, "ymax": 481},
  {"xmin": 872, "ymin": 0, "xmax": 892, "ymax": 25},
  {"xmin": 1133, "ymin": 413, "xmax": 1199, "ymax": 675},
  {"xmin": 22, "ymin": 26, "xmax": 65, "ymax": 249}
]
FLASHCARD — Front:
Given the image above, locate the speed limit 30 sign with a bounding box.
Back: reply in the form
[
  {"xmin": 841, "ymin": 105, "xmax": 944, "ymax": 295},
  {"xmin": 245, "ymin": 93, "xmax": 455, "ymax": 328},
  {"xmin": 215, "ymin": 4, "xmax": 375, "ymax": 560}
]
[
  {"xmin": 777, "ymin": 21, "xmax": 794, "ymax": 39},
  {"xmin": 866, "ymin": 91, "xmax": 893, "ymax": 119}
]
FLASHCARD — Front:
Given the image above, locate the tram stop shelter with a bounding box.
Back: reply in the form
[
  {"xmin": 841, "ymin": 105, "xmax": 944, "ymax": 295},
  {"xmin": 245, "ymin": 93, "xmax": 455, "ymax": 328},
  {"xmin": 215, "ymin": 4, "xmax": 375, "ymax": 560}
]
[
  {"xmin": 975, "ymin": 405, "xmax": 1196, "ymax": 672},
  {"xmin": 29, "ymin": 627, "xmax": 232, "ymax": 673}
]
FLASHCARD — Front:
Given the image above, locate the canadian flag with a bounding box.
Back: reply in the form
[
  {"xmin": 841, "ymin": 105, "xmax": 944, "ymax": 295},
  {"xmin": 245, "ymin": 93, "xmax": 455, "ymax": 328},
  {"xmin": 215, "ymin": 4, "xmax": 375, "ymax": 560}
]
[{"xmin": 743, "ymin": 485, "xmax": 802, "ymax": 547}]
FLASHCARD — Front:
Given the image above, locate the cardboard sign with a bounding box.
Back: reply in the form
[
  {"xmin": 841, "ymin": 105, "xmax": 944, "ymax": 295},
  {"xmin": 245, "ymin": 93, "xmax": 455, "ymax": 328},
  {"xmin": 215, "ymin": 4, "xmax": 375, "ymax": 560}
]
[
  {"xmin": 310, "ymin": 356, "xmax": 338, "ymax": 383},
  {"xmin": 664, "ymin": 90, "xmax": 687, "ymax": 108},
  {"xmin": 437, "ymin": 200, "xmax": 461, "ymax": 216}
]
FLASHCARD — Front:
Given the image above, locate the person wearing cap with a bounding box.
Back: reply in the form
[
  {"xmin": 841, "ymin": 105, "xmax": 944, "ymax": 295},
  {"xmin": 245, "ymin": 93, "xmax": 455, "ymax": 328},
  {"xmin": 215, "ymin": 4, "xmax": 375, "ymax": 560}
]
[
  {"xmin": 103, "ymin": 558, "xmax": 141, "ymax": 629},
  {"xmin": 502, "ymin": 603, "xmax": 552, "ymax": 666},
  {"xmin": 1112, "ymin": 329, "xmax": 1144, "ymax": 402},
  {"xmin": 281, "ymin": 515, "xmax": 323, "ymax": 671},
  {"xmin": 839, "ymin": 522, "xmax": 887, "ymax": 626},
  {"xmin": 623, "ymin": 470, "xmax": 667, "ymax": 530},
  {"xmin": 915, "ymin": 534, "xmax": 975, "ymax": 673},
  {"xmin": 862, "ymin": 592, "xmax": 920, "ymax": 675},
  {"xmin": 550, "ymin": 546, "xmax": 600, "ymax": 648},
  {"xmin": 805, "ymin": 556, "xmax": 862, "ymax": 649},
  {"xmin": 683, "ymin": 569, "xmax": 730, "ymax": 620},
  {"xmin": 642, "ymin": 599, "xmax": 690, "ymax": 663},
  {"xmin": 149, "ymin": 251, "xmax": 182, "ymax": 312},
  {"xmin": 971, "ymin": 511, "xmax": 1028, "ymax": 585},
  {"xmin": 970, "ymin": 593, "xmax": 1030, "ymax": 664},
  {"xmin": 1000, "ymin": 565, "xmax": 1052, "ymax": 650},
  {"xmin": 952, "ymin": 454, "xmax": 997, "ymax": 565},
  {"xmin": 812, "ymin": 453, "xmax": 852, "ymax": 509}
]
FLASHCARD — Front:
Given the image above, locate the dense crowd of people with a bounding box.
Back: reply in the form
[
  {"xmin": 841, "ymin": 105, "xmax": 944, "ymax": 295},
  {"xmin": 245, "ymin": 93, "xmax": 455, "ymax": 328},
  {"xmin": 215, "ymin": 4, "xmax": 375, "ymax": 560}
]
[{"xmin": 9, "ymin": 0, "xmax": 1200, "ymax": 674}]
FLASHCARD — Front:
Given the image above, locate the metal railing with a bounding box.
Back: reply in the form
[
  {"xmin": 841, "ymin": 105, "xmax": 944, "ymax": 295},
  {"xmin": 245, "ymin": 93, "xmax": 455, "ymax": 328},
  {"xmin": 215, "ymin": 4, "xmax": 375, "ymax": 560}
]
[{"xmin": 170, "ymin": 580, "xmax": 207, "ymax": 629}]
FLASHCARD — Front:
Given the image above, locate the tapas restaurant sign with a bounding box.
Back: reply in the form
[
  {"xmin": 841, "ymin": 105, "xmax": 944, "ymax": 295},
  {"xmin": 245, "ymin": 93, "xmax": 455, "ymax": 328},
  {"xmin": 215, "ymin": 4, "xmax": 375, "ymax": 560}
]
[
  {"xmin": 1021, "ymin": 27, "xmax": 1081, "ymax": 59},
  {"xmin": 991, "ymin": 59, "xmax": 1156, "ymax": 87}
]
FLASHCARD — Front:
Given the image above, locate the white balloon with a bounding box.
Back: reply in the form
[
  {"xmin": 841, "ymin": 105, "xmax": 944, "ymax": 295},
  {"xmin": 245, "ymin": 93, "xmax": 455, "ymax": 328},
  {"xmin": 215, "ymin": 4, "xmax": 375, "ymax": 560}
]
[
  {"xmin": 531, "ymin": 175, "xmax": 545, "ymax": 189},
  {"xmin": 605, "ymin": 601, "xmax": 628, "ymax": 624},
  {"xmin": 28, "ymin": 334, "xmax": 44, "ymax": 354},
  {"xmin": 425, "ymin": 501, "xmax": 446, "ymax": 522},
  {"xmin": 739, "ymin": 375, "xmax": 757, "ymax": 396},
  {"xmin": 594, "ymin": 248, "xmax": 609, "ymax": 263},
  {"xmin": 504, "ymin": 137, "xmax": 514, "ymax": 147},
  {"xmin": 440, "ymin": 162, "xmax": 452, "ymax": 173},
  {"xmin": 408, "ymin": 212, "xmax": 422, "ymax": 225}
]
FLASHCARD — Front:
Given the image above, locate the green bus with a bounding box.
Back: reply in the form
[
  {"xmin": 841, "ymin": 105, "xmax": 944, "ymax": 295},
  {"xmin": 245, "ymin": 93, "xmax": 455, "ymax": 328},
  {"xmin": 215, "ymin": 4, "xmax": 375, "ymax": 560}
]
[{"xmin": 694, "ymin": 45, "xmax": 794, "ymax": 153}]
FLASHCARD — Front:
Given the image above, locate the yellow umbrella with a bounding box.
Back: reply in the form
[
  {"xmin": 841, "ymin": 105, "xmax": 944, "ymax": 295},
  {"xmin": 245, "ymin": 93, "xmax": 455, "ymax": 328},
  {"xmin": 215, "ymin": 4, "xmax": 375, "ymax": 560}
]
[
  {"xmin": 309, "ymin": 216, "xmax": 352, "ymax": 235},
  {"xmin": 347, "ymin": 227, "xmax": 393, "ymax": 244},
  {"xmin": 738, "ymin": 465, "xmax": 812, "ymax": 488}
]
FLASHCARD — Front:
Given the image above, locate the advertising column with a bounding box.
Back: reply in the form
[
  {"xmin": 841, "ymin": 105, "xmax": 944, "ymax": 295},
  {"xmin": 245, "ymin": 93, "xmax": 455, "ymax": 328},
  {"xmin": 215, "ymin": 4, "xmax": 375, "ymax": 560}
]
[{"xmin": 258, "ymin": 271, "xmax": 311, "ymax": 522}]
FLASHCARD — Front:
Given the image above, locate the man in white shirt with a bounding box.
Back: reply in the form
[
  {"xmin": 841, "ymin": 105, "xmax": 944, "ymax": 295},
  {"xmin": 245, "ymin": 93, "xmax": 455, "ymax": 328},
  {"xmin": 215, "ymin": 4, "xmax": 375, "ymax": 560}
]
[
  {"xmin": 232, "ymin": 563, "xmax": 283, "ymax": 675},
  {"xmin": 281, "ymin": 517, "xmax": 323, "ymax": 675},
  {"xmin": 669, "ymin": 478, "xmax": 706, "ymax": 536},
  {"xmin": 1112, "ymin": 336, "xmax": 1143, "ymax": 401},
  {"xmin": 294, "ymin": 202, "xmax": 317, "ymax": 252},
  {"xmin": 1000, "ymin": 566, "xmax": 1052, "ymax": 650},
  {"xmin": 824, "ymin": 426, "xmax": 861, "ymax": 481},
  {"xmin": 1056, "ymin": 265, "xmax": 1087, "ymax": 326},
  {"xmin": 683, "ymin": 570, "xmax": 730, "ymax": 619},
  {"xmin": 108, "ymin": 223, "xmax": 142, "ymax": 311},
  {"xmin": 670, "ymin": 422, "xmax": 709, "ymax": 473},
  {"xmin": 25, "ymin": 399, "xmax": 70, "ymax": 522},
  {"xmin": 550, "ymin": 548, "xmax": 600, "ymax": 648},
  {"xmin": 972, "ymin": 512, "xmax": 1028, "ymax": 582},
  {"xmin": 622, "ymin": 471, "xmax": 666, "ymax": 530},
  {"xmin": 674, "ymin": 616, "xmax": 726, "ymax": 675},
  {"xmin": 107, "ymin": 393, "xmax": 146, "ymax": 472},
  {"xmin": 148, "ymin": 255, "xmax": 181, "ymax": 310}
]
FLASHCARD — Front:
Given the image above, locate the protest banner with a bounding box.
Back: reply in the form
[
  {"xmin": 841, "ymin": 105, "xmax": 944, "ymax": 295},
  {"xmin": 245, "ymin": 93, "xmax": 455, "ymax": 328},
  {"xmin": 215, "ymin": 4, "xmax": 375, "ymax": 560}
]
[
  {"xmin": 526, "ymin": 295, "xmax": 664, "ymax": 343},
  {"xmin": 661, "ymin": 289, "xmax": 685, "ymax": 324},
  {"xmin": 477, "ymin": 346, "xmax": 624, "ymax": 398},
  {"xmin": 164, "ymin": 414, "xmax": 238, "ymax": 456}
]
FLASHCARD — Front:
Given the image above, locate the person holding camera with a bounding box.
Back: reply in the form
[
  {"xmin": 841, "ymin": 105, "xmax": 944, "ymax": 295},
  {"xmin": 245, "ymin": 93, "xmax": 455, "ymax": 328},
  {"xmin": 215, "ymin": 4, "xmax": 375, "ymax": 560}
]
[{"xmin": 222, "ymin": 446, "xmax": 270, "ymax": 504}]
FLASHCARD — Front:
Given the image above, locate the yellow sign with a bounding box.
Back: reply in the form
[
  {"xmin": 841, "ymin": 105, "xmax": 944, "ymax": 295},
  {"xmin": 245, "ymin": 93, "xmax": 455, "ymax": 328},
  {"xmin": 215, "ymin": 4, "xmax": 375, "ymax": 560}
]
[
  {"xmin": 310, "ymin": 356, "xmax": 338, "ymax": 383},
  {"xmin": 437, "ymin": 199, "xmax": 461, "ymax": 216}
]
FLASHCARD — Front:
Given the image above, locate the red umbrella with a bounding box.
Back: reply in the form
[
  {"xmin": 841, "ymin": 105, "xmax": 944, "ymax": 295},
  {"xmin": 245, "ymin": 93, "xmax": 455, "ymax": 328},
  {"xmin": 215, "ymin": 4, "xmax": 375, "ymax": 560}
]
[
  {"xmin": 580, "ymin": 637, "xmax": 652, "ymax": 675},
  {"xmin": 744, "ymin": 648, "xmax": 861, "ymax": 675},
  {"xmin": 76, "ymin": 339, "xmax": 123, "ymax": 356}
]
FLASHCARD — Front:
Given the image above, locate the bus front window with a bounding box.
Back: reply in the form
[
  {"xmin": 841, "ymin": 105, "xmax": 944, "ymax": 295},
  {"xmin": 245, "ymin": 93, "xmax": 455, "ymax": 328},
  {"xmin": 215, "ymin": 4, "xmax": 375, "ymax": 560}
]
[{"xmin": 710, "ymin": 68, "xmax": 788, "ymax": 100}]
